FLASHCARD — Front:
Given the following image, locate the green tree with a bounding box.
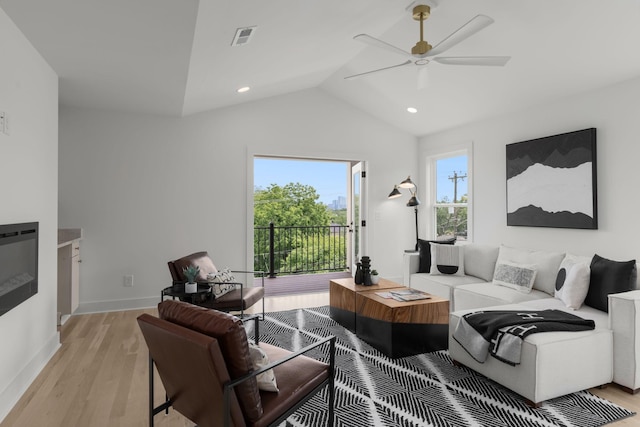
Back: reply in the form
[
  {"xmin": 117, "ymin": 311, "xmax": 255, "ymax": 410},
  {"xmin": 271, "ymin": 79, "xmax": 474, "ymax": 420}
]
[
  {"xmin": 254, "ymin": 183, "xmax": 331, "ymax": 227},
  {"xmin": 254, "ymin": 183, "xmax": 345, "ymax": 274},
  {"xmin": 329, "ymin": 208, "xmax": 347, "ymax": 226},
  {"xmin": 436, "ymin": 194, "xmax": 468, "ymax": 239}
]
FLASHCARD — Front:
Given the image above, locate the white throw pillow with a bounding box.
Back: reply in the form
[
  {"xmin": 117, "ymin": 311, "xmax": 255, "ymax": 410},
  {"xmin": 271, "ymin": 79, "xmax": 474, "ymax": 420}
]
[
  {"xmin": 207, "ymin": 267, "xmax": 236, "ymax": 298},
  {"xmin": 496, "ymin": 245, "xmax": 564, "ymax": 295},
  {"xmin": 493, "ymin": 261, "xmax": 537, "ymax": 293},
  {"xmin": 430, "ymin": 243, "xmax": 465, "ymax": 276},
  {"xmin": 555, "ymin": 255, "xmax": 591, "ymax": 310},
  {"xmin": 247, "ymin": 342, "xmax": 279, "ymax": 392}
]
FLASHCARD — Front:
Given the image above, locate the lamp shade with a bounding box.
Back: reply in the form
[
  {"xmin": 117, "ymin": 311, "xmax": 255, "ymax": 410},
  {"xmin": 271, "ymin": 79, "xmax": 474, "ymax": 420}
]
[
  {"xmin": 388, "ymin": 186, "xmax": 402, "ymax": 199},
  {"xmin": 399, "ymin": 176, "xmax": 416, "ymax": 189},
  {"xmin": 406, "ymin": 194, "xmax": 421, "ymax": 207}
]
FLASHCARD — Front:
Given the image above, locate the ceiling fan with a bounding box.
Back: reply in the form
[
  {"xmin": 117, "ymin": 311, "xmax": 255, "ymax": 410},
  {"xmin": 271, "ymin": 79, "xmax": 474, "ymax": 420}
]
[{"xmin": 345, "ymin": 2, "xmax": 511, "ymax": 89}]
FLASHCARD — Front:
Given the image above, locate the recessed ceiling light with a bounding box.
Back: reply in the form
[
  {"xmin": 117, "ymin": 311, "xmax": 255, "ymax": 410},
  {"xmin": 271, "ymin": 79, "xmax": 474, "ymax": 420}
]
[
  {"xmin": 237, "ymin": 86, "xmax": 251, "ymax": 93},
  {"xmin": 407, "ymin": 107, "xmax": 418, "ymax": 114}
]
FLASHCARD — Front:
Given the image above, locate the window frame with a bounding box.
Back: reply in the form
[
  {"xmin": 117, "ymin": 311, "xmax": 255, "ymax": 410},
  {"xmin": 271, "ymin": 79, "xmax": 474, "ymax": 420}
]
[{"xmin": 428, "ymin": 148, "xmax": 473, "ymax": 242}]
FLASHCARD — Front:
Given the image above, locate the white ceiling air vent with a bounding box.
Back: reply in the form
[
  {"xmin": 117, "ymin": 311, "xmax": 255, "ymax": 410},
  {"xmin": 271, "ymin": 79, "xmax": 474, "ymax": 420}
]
[{"xmin": 231, "ymin": 26, "xmax": 257, "ymax": 47}]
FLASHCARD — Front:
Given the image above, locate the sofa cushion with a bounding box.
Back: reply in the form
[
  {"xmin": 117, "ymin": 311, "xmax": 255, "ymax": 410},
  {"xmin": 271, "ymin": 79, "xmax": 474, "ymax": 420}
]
[
  {"xmin": 554, "ymin": 254, "xmax": 591, "ymax": 310},
  {"xmin": 585, "ymin": 254, "xmax": 637, "ymax": 312},
  {"xmin": 157, "ymin": 300, "xmax": 262, "ymax": 421},
  {"xmin": 464, "ymin": 244, "xmax": 499, "ymax": 282},
  {"xmin": 496, "ymin": 245, "xmax": 565, "ymax": 296},
  {"xmin": 449, "ymin": 303, "xmax": 613, "ymax": 403},
  {"xmin": 519, "ymin": 297, "xmax": 609, "ymax": 329},
  {"xmin": 417, "ymin": 237, "xmax": 456, "ymax": 273},
  {"xmin": 453, "ymin": 282, "xmax": 550, "ymax": 311},
  {"xmin": 430, "ymin": 243, "xmax": 465, "ymax": 276},
  {"xmin": 493, "ymin": 261, "xmax": 537, "ymax": 293},
  {"xmin": 410, "ymin": 273, "xmax": 486, "ymax": 301}
]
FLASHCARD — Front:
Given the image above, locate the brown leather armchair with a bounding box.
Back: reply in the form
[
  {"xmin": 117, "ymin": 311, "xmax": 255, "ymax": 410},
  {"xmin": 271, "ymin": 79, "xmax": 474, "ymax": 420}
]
[
  {"xmin": 137, "ymin": 300, "xmax": 335, "ymax": 427},
  {"xmin": 167, "ymin": 251, "xmax": 265, "ymax": 318}
]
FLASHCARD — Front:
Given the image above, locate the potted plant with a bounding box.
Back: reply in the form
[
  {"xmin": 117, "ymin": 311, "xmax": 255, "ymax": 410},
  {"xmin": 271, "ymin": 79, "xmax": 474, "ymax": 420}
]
[
  {"xmin": 183, "ymin": 265, "xmax": 200, "ymax": 293},
  {"xmin": 370, "ymin": 269, "xmax": 380, "ymax": 285}
]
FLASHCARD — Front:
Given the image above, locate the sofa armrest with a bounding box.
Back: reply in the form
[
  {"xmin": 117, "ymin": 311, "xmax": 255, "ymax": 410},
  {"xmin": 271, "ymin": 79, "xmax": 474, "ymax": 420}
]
[
  {"xmin": 608, "ymin": 290, "xmax": 640, "ymax": 393},
  {"xmin": 403, "ymin": 251, "xmax": 420, "ymax": 286}
]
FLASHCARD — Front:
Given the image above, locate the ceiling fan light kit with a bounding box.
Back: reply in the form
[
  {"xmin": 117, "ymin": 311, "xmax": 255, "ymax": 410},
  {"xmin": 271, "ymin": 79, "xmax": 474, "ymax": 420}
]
[{"xmin": 346, "ymin": 3, "xmax": 511, "ymax": 88}]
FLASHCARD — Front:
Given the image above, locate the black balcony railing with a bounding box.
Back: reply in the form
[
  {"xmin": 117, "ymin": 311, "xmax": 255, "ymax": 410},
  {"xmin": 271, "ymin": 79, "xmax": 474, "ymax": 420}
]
[{"xmin": 254, "ymin": 223, "xmax": 349, "ymax": 277}]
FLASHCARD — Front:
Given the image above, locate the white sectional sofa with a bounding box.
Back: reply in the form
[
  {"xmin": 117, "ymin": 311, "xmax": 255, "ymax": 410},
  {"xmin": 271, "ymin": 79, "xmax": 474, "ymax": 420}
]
[{"xmin": 403, "ymin": 243, "xmax": 639, "ymax": 405}]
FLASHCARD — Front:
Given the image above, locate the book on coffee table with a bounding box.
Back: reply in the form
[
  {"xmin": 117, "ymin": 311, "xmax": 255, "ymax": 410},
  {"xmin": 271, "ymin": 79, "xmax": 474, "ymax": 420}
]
[
  {"xmin": 375, "ymin": 292, "xmax": 394, "ymax": 299},
  {"xmin": 389, "ymin": 288, "xmax": 431, "ymax": 302}
]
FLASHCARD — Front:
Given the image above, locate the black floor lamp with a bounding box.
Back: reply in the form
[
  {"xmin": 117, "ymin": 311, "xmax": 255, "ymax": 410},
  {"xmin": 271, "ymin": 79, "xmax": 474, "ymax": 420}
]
[{"xmin": 388, "ymin": 176, "xmax": 421, "ymax": 251}]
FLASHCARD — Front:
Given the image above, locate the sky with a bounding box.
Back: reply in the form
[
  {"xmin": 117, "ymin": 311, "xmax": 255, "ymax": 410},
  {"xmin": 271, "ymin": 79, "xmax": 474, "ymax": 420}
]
[
  {"xmin": 254, "ymin": 158, "xmax": 348, "ymax": 205},
  {"xmin": 436, "ymin": 155, "xmax": 468, "ymax": 202},
  {"xmin": 254, "ymin": 155, "xmax": 468, "ymax": 204}
]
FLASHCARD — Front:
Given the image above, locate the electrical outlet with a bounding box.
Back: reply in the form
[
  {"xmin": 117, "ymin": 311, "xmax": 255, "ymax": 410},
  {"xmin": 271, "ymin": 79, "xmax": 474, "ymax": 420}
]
[{"xmin": 124, "ymin": 275, "xmax": 134, "ymax": 287}]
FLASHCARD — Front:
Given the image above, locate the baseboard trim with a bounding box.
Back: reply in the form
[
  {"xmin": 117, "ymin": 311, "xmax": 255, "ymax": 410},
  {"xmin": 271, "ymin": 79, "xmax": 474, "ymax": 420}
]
[
  {"xmin": 0, "ymin": 331, "xmax": 61, "ymax": 423},
  {"xmin": 75, "ymin": 296, "xmax": 161, "ymax": 314}
]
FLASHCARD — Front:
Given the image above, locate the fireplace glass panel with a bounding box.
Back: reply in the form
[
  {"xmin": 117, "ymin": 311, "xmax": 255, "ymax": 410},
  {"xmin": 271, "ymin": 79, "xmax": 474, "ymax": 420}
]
[{"xmin": 0, "ymin": 222, "xmax": 38, "ymax": 316}]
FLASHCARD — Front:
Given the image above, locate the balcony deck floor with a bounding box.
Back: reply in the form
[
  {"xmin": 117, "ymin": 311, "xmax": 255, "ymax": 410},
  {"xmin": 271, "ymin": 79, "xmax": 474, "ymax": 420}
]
[{"xmin": 256, "ymin": 271, "xmax": 351, "ymax": 297}]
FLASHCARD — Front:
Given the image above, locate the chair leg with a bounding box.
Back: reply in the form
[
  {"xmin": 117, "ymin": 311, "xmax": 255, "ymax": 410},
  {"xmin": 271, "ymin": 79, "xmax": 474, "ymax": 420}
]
[
  {"xmin": 328, "ymin": 383, "xmax": 335, "ymax": 427},
  {"xmin": 149, "ymin": 353, "xmax": 173, "ymax": 426},
  {"xmin": 149, "ymin": 353, "xmax": 154, "ymax": 427},
  {"xmin": 328, "ymin": 339, "xmax": 335, "ymax": 427}
]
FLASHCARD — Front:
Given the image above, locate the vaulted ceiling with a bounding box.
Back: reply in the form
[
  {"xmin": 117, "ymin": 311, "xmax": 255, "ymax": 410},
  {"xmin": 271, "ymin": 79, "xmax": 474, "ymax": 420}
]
[{"xmin": 2, "ymin": 0, "xmax": 640, "ymax": 136}]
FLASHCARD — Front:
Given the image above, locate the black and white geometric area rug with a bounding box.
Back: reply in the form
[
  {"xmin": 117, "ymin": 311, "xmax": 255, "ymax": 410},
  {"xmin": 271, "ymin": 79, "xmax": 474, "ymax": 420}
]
[{"xmin": 244, "ymin": 306, "xmax": 635, "ymax": 427}]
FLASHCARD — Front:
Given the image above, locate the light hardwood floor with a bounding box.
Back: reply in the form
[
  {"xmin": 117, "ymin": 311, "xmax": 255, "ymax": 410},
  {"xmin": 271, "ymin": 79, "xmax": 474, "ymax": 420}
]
[{"xmin": 1, "ymin": 292, "xmax": 638, "ymax": 426}]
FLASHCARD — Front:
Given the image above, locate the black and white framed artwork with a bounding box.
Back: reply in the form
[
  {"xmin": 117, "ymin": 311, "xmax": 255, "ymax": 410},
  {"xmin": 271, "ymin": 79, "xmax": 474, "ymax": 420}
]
[{"xmin": 506, "ymin": 128, "xmax": 597, "ymax": 229}]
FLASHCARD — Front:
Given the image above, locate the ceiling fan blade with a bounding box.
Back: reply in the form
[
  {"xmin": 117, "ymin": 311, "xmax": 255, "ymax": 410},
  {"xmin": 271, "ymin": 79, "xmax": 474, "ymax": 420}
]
[
  {"xmin": 433, "ymin": 56, "xmax": 511, "ymax": 66},
  {"xmin": 344, "ymin": 60, "xmax": 412, "ymax": 80},
  {"xmin": 354, "ymin": 34, "xmax": 412, "ymax": 59},
  {"xmin": 427, "ymin": 15, "xmax": 494, "ymax": 57}
]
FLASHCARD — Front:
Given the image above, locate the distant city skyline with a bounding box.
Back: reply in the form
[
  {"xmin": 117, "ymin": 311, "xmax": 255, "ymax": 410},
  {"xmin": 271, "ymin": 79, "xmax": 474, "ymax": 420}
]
[
  {"xmin": 328, "ymin": 196, "xmax": 347, "ymax": 211},
  {"xmin": 254, "ymin": 158, "xmax": 348, "ymax": 205}
]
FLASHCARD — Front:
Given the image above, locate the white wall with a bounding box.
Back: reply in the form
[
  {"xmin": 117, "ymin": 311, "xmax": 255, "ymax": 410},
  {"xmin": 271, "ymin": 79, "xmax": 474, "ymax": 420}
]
[
  {"xmin": 0, "ymin": 8, "xmax": 59, "ymax": 422},
  {"xmin": 59, "ymin": 88, "xmax": 417, "ymax": 312},
  {"xmin": 419, "ymin": 76, "xmax": 640, "ymax": 264}
]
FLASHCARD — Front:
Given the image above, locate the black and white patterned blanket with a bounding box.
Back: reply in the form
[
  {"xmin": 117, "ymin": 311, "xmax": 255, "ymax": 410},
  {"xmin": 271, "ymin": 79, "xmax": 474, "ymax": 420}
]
[{"xmin": 453, "ymin": 309, "xmax": 595, "ymax": 365}]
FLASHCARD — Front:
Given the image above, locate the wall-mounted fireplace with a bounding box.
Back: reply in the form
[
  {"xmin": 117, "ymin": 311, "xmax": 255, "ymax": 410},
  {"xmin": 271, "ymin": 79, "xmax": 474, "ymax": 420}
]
[{"xmin": 0, "ymin": 222, "xmax": 38, "ymax": 317}]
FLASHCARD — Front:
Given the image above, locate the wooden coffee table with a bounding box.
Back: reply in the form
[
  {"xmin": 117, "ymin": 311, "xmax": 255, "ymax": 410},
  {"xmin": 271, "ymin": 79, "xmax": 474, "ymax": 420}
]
[
  {"xmin": 356, "ymin": 289, "xmax": 449, "ymax": 358},
  {"xmin": 330, "ymin": 277, "xmax": 449, "ymax": 357},
  {"xmin": 329, "ymin": 277, "xmax": 403, "ymax": 331}
]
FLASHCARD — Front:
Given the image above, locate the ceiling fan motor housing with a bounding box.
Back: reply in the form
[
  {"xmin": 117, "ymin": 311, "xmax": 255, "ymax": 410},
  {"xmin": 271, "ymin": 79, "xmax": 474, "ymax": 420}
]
[{"xmin": 412, "ymin": 40, "xmax": 432, "ymax": 56}]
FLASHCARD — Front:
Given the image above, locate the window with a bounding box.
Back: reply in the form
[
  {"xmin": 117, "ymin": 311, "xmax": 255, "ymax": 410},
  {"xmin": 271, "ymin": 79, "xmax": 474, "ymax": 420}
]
[{"xmin": 432, "ymin": 152, "xmax": 470, "ymax": 241}]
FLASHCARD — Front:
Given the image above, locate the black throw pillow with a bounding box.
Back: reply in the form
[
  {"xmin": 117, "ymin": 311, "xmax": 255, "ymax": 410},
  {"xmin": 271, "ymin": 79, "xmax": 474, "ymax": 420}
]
[
  {"xmin": 584, "ymin": 254, "xmax": 637, "ymax": 312},
  {"xmin": 417, "ymin": 237, "xmax": 456, "ymax": 273}
]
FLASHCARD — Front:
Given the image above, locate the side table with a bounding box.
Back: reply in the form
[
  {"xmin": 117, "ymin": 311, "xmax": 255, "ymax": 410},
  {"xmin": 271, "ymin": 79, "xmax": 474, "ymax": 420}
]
[{"xmin": 161, "ymin": 283, "xmax": 212, "ymax": 304}]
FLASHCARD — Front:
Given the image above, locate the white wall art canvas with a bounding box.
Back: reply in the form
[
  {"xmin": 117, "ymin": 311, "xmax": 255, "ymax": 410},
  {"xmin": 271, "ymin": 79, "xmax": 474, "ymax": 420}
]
[{"xmin": 506, "ymin": 128, "xmax": 597, "ymax": 229}]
